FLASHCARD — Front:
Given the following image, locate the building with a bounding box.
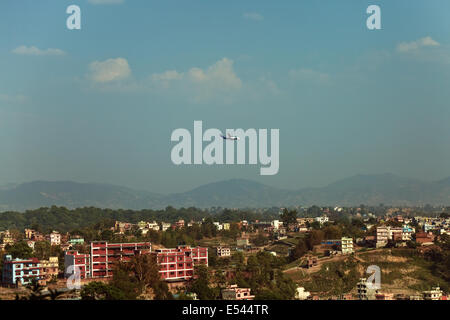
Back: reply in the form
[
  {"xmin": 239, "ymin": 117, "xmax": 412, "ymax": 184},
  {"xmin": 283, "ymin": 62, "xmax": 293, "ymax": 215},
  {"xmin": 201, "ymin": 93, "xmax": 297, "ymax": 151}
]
[
  {"xmin": 49, "ymin": 231, "xmax": 61, "ymax": 246},
  {"xmin": 271, "ymin": 220, "xmax": 282, "ymax": 230},
  {"xmin": 213, "ymin": 222, "xmax": 223, "ymax": 231},
  {"xmin": 357, "ymin": 278, "xmax": 378, "ymax": 300},
  {"xmin": 64, "ymin": 250, "xmax": 91, "ymax": 279},
  {"xmin": 415, "ymin": 232, "xmax": 435, "ymax": 245},
  {"xmin": 216, "ymin": 246, "xmax": 231, "ymax": 257},
  {"xmin": 40, "ymin": 257, "xmax": 59, "ymax": 282},
  {"xmin": 147, "ymin": 221, "xmax": 160, "ymax": 231},
  {"xmin": 155, "ymin": 245, "xmax": 208, "ymax": 282},
  {"xmin": 341, "ymin": 237, "xmax": 354, "ymax": 254},
  {"xmin": 68, "ymin": 237, "xmax": 85, "ymax": 246},
  {"xmin": 26, "ymin": 240, "xmax": 35, "ymax": 250},
  {"xmin": 161, "ymin": 222, "xmax": 171, "ymax": 232},
  {"xmin": 2, "ymin": 255, "xmax": 42, "ymax": 286},
  {"xmin": 423, "ymin": 287, "xmax": 443, "ymax": 300},
  {"xmin": 175, "ymin": 219, "xmax": 185, "ymax": 229},
  {"xmin": 306, "ymin": 255, "xmax": 318, "ymax": 268},
  {"xmin": 114, "ymin": 221, "xmax": 133, "ymax": 234},
  {"xmin": 236, "ymin": 238, "xmax": 250, "ymax": 247},
  {"xmin": 1, "ymin": 230, "xmax": 15, "ymax": 246},
  {"xmin": 24, "ymin": 228, "xmax": 36, "ymax": 240},
  {"xmin": 222, "ymin": 223, "xmax": 231, "ymax": 231},
  {"xmin": 90, "ymin": 241, "xmax": 151, "ymax": 278},
  {"xmin": 315, "ymin": 216, "xmax": 329, "ymax": 225},
  {"xmin": 222, "ymin": 285, "xmax": 255, "ymax": 300},
  {"xmin": 376, "ymin": 226, "xmax": 390, "ymax": 247},
  {"xmin": 375, "ymin": 293, "xmax": 394, "ymax": 300},
  {"xmin": 294, "ymin": 287, "xmax": 311, "ymax": 300}
]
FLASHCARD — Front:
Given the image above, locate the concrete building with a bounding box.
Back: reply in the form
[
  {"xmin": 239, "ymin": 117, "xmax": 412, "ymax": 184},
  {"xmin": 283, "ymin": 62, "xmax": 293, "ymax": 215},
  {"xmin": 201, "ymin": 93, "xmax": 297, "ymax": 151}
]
[
  {"xmin": 155, "ymin": 245, "xmax": 208, "ymax": 282},
  {"xmin": 341, "ymin": 237, "xmax": 354, "ymax": 254},
  {"xmin": 40, "ymin": 257, "xmax": 59, "ymax": 283},
  {"xmin": 295, "ymin": 287, "xmax": 311, "ymax": 300},
  {"xmin": 222, "ymin": 285, "xmax": 255, "ymax": 300},
  {"xmin": 423, "ymin": 287, "xmax": 443, "ymax": 300},
  {"xmin": 64, "ymin": 250, "xmax": 91, "ymax": 279},
  {"xmin": 49, "ymin": 231, "xmax": 61, "ymax": 246},
  {"xmin": 2, "ymin": 255, "xmax": 42, "ymax": 286},
  {"xmin": 216, "ymin": 246, "xmax": 231, "ymax": 257},
  {"xmin": 357, "ymin": 278, "xmax": 378, "ymax": 300},
  {"xmin": 90, "ymin": 241, "xmax": 151, "ymax": 278}
]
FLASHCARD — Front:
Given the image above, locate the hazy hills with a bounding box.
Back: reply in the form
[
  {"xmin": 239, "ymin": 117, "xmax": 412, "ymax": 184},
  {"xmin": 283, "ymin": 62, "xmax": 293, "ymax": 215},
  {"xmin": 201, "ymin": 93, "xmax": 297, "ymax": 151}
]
[{"xmin": 1, "ymin": 173, "xmax": 450, "ymax": 212}]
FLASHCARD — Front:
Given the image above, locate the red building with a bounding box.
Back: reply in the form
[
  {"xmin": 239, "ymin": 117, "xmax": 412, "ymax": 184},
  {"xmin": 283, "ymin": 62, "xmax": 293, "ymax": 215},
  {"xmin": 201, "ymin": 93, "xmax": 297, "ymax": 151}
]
[
  {"xmin": 90, "ymin": 241, "xmax": 151, "ymax": 278},
  {"xmin": 155, "ymin": 245, "xmax": 208, "ymax": 281},
  {"xmin": 64, "ymin": 250, "xmax": 91, "ymax": 279}
]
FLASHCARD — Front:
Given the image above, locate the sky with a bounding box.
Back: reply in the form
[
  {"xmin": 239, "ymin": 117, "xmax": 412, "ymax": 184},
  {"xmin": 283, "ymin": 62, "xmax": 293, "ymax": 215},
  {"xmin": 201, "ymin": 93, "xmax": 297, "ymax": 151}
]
[{"xmin": 0, "ymin": 0, "xmax": 449, "ymax": 194}]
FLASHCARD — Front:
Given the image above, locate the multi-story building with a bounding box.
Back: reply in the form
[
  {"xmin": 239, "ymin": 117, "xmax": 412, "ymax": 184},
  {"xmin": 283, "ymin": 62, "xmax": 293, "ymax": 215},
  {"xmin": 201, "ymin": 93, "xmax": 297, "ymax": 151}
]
[
  {"xmin": 64, "ymin": 250, "xmax": 91, "ymax": 279},
  {"xmin": 213, "ymin": 222, "xmax": 223, "ymax": 231},
  {"xmin": 216, "ymin": 246, "xmax": 231, "ymax": 257},
  {"xmin": 315, "ymin": 216, "xmax": 329, "ymax": 225},
  {"xmin": 402, "ymin": 225, "xmax": 414, "ymax": 241},
  {"xmin": 376, "ymin": 226, "xmax": 390, "ymax": 247},
  {"xmin": 90, "ymin": 241, "xmax": 151, "ymax": 278},
  {"xmin": 357, "ymin": 278, "xmax": 378, "ymax": 300},
  {"xmin": 40, "ymin": 257, "xmax": 59, "ymax": 282},
  {"xmin": 24, "ymin": 228, "xmax": 36, "ymax": 240},
  {"xmin": 341, "ymin": 237, "xmax": 354, "ymax": 254},
  {"xmin": 423, "ymin": 287, "xmax": 443, "ymax": 300},
  {"xmin": 222, "ymin": 285, "xmax": 255, "ymax": 300},
  {"xmin": 155, "ymin": 245, "xmax": 208, "ymax": 281},
  {"xmin": 2, "ymin": 255, "xmax": 42, "ymax": 286},
  {"xmin": 175, "ymin": 219, "xmax": 185, "ymax": 229},
  {"xmin": 161, "ymin": 222, "xmax": 171, "ymax": 232},
  {"xmin": 49, "ymin": 231, "xmax": 61, "ymax": 246},
  {"xmin": 68, "ymin": 237, "xmax": 85, "ymax": 246}
]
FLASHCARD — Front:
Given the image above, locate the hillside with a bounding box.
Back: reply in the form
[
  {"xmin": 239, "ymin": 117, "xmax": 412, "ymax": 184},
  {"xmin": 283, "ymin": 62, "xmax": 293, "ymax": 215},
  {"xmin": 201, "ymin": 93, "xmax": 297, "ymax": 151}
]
[{"xmin": 1, "ymin": 173, "xmax": 450, "ymax": 211}]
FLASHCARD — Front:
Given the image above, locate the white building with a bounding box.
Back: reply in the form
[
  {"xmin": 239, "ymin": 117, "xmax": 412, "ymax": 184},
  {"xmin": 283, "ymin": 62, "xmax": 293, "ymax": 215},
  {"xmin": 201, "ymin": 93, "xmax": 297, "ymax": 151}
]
[
  {"xmin": 213, "ymin": 222, "xmax": 223, "ymax": 231},
  {"xmin": 341, "ymin": 237, "xmax": 354, "ymax": 254},
  {"xmin": 294, "ymin": 287, "xmax": 311, "ymax": 300},
  {"xmin": 161, "ymin": 222, "xmax": 171, "ymax": 232},
  {"xmin": 423, "ymin": 287, "xmax": 443, "ymax": 300},
  {"xmin": 271, "ymin": 220, "xmax": 282, "ymax": 230},
  {"xmin": 315, "ymin": 216, "xmax": 329, "ymax": 225},
  {"xmin": 49, "ymin": 231, "xmax": 61, "ymax": 246},
  {"xmin": 216, "ymin": 246, "xmax": 231, "ymax": 257}
]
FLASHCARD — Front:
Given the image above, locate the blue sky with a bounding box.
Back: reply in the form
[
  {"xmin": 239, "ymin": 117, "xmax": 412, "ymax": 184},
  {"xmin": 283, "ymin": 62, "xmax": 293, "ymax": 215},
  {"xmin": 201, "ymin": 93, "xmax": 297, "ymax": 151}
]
[{"xmin": 0, "ymin": 0, "xmax": 449, "ymax": 193}]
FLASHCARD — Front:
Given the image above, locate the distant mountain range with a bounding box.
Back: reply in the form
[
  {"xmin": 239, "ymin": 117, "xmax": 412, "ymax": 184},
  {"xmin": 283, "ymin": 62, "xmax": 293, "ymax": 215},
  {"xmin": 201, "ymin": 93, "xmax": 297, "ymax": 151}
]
[{"xmin": 1, "ymin": 173, "xmax": 450, "ymax": 212}]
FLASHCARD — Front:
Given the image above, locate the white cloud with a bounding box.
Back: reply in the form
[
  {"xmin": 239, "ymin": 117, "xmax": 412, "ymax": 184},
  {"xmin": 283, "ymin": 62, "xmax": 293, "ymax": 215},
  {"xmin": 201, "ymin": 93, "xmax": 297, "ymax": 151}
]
[
  {"xmin": 88, "ymin": 0, "xmax": 124, "ymax": 4},
  {"xmin": 12, "ymin": 45, "xmax": 65, "ymax": 56},
  {"xmin": 187, "ymin": 58, "xmax": 242, "ymax": 90},
  {"xmin": 396, "ymin": 36, "xmax": 440, "ymax": 53},
  {"xmin": 0, "ymin": 93, "xmax": 27, "ymax": 103},
  {"xmin": 149, "ymin": 58, "xmax": 242, "ymax": 102},
  {"xmin": 243, "ymin": 13, "xmax": 264, "ymax": 21},
  {"xmin": 88, "ymin": 58, "xmax": 131, "ymax": 83},
  {"xmin": 151, "ymin": 70, "xmax": 184, "ymax": 88},
  {"xmin": 289, "ymin": 68, "xmax": 331, "ymax": 84}
]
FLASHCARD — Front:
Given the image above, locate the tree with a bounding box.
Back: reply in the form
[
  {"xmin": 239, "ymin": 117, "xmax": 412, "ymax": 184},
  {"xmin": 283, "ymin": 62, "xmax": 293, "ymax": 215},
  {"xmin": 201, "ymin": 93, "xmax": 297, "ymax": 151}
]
[
  {"xmin": 80, "ymin": 281, "xmax": 126, "ymax": 300},
  {"xmin": 190, "ymin": 265, "xmax": 216, "ymax": 300},
  {"xmin": 280, "ymin": 209, "xmax": 297, "ymax": 226},
  {"xmin": 6, "ymin": 241, "xmax": 33, "ymax": 259},
  {"xmin": 291, "ymin": 239, "xmax": 308, "ymax": 260}
]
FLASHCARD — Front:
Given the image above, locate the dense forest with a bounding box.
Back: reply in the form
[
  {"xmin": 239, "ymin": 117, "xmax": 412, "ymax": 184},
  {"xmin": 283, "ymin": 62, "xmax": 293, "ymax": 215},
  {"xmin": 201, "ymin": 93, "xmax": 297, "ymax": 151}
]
[{"xmin": 0, "ymin": 206, "xmax": 280, "ymax": 233}]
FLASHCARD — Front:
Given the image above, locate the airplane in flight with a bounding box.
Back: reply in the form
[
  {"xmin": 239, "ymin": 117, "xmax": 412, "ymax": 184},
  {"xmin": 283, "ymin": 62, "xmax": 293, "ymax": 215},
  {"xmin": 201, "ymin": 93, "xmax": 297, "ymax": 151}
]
[{"xmin": 220, "ymin": 133, "xmax": 240, "ymax": 141}]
